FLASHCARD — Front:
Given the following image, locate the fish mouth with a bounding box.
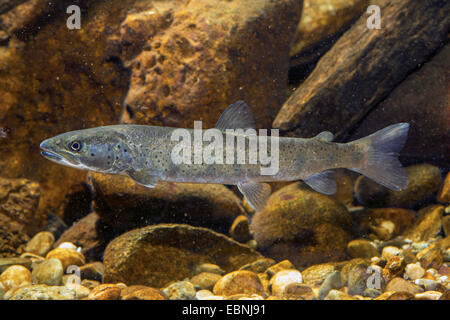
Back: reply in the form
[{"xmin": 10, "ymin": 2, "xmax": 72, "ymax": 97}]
[
  {"xmin": 40, "ymin": 150, "xmax": 64, "ymax": 162},
  {"xmin": 40, "ymin": 140, "xmax": 81, "ymax": 168}
]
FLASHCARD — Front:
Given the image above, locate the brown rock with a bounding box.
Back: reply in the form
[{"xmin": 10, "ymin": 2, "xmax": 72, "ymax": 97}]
[
  {"xmin": 438, "ymin": 172, "xmax": 450, "ymax": 203},
  {"xmin": 230, "ymin": 215, "xmax": 252, "ymax": 243},
  {"xmin": 103, "ymin": 224, "xmax": 262, "ymax": 288},
  {"xmin": 120, "ymin": 0, "xmax": 302, "ymax": 130},
  {"xmin": 56, "ymin": 183, "xmax": 93, "ymax": 226},
  {"xmin": 265, "ymin": 260, "xmax": 296, "ymax": 278},
  {"xmin": 213, "ymin": 271, "xmax": 265, "ymax": 297},
  {"xmin": 239, "ymin": 258, "xmax": 276, "ymax": 274},
  {"xmin": 24, "ymin": 231, "xmax": 54, "ymax": 257},
  {"xmin": 385, "ymin": 278, "xmax": 423, "ymax": 295},
  {"xmin": 120, "ymin": 285, "xmax": 166, "ymax": 300},
  {"xmin": 250, "ymin": 182, "xmax": 352, "ymax": 268},
  {"xmin": 190, "ymin": 272, "xmax": 222, "ymax": 291},
  {"xmin": 347, "ymin": 239, "xmax": 379, "ymax": 259},
  {"xmin": 0, "ymin": 265, "xmax": 32, "ymax": 290},
  {"xmin": 80, "ymin": 262, "xmax": 104, "ymax": 282},
  {"xmin": 348, "ymin": 44, "xmax": 450, "ymax": 168},
  {"xmin": 354, "ymin": 164, "xmax": 443, "ymax": 208},
  {"xmin": 382, "ymin": 256, "xmax": 406, "ymax": 283},
  {"xmin": 403, "ymin": 205, "xmax": 444, "ymax": 242},
  {"xmin": 87, "ymin": 284, "xmax": 122, "ymax": 300},
  {"xmin": 352, "ymin": 208, "xmax": 416, "ymax": 241},
  {"xmin": 0, "ymin": 1, "xmax": 130, "ymax": 219},
  {"xmin": 416, "ymin": 243, "xmax": 443, "ymax": 270},
  {"xmin": 274, "ymin": 0, "xmax": 449, "ymax": 153},
  {"xmin": 324, "ymin": 289, "xmax": 357, "ymax": 300},
  {"xmin": 54, "ymin": 212, "xmax": 117, "ymax": 262},
  {"xmin": 375, "ymin": 291, "xmax": 414, "ymax": 300},
  {"xmin": 283, "ymin": 283, "xmax": 315, "ymax": 300},
  {"xmin": 301, "ymin": 261, "xmax": 346, "ymax": 286},
  {"xmin": 46, "ymin": 248, "xmax": 85, "ymax": 271},
  {"xmin": 89, "ymin": 172, "xmax": 244, "ymax": 233}
]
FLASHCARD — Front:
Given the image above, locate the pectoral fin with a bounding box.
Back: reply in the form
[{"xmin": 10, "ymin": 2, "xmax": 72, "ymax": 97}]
[
  {"xmin": 238, "ymin": 182, "xmax": 271, "ymax": 211},
  {"xmin": 304, "ymin": 171, "xmax": 336, "ymax": 195},
  {"xmin": 127, "ymin": 170, "xmax": 159, "ymax": 188}
]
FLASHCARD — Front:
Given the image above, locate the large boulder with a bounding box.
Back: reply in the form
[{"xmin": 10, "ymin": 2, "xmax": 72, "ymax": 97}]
[
  {"xmin": 103, "ymin": 224, "xmax": 263, "ymax": 288},
  {"xmin": 88, "ymin": 172, "xmax": 245, "ymax": 234},
  {"xmin": 250, "ymin": 182, "xmax": 353, "ymax": 268}
]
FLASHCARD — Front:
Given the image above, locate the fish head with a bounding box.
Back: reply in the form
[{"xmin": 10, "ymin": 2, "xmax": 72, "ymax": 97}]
[{"xmin": 40, "ymin": 127, "xmax": 126, "ymax": 173}]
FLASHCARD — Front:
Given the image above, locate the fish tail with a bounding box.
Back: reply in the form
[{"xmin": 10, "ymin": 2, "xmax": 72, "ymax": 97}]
[{"xmin": 348, "ymin": 123, "xmax": 410, "ymax": 191}]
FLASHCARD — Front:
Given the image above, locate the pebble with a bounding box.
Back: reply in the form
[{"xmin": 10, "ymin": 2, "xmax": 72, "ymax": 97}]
[
  {"xmin": 405, "ymin": 263, "xmax": 425, "ymax": 280},
  {"xmin": 189, "ymin": 272, "xmax": 222, "ymax": 291},
  {"xmin": 414, "ymin": 278, "xmax": 437, "ymax": 291},
  {"xmin": 193, "ymin": 263, "xmax": 225, "ymax": 276},
  {"xmin": 0, "ymin": 265, "xmax": 32, "ymax": 291},
  {"xmin": 324, "ymin": 289, "xmax": 357, "ymax": 300},
  {"xmin": 318, "ymin": 271, "xmax": 342, "ymax": 300},
  {"xmin": 31, "ymin": 258, "xmax": 63, "ymax": 286},
  {"xmin": 284, "ymin": 283, "xmax": 316, "ymax": 300},
  {"xmin": 416, "ymin": 243, "xmax": 443, "ymax": 269},
  {"xmin": 374, "ymin": 291, "xmax": 414, "ymax": 300},
  {"xmin": 8, "ymin": 285, "xmax": 76, "ymax": 300},
  {"xmin": 347, "ymin": 239, "xmax": 379, "ymax": 259},
  {"xmin": 238, "ymin": 295, "xmax": 264, "ymax": 300},
  {"xmin": 265, "ymin": 260, "xmax": 295, "ymax": 278},
  {"xmin": 163, "ymin": 281, "xmax": 196, "ymax": 300},
  {"xmin": 347, "ymin": 262, "xmax": 370, "ymax": 295},
  {"xmin": 65, "ymin": 283, "xmax": 91, "ymax": 299},
  {"xmin": 383, "ymin": 256, "xmax": 405, "ymax": 281},
  {"xmin": 385, "ymin": 277, "xmax": 423, "ymax": 295},
  {"xmin": 195, "ymin": 289, "xmax": 214, "ymax": 300},
  {"xmin": 213, "ymin": 271, "xmax": 265, "ymax": 297},
  {"xmin": 363, "ymin": 288, "xmax": 382, "ymax": 298},
  {"xmin": 239, "ymin": 258, "xmax": 276, "ymax": 273},
  {"xmin": 80, "ymin": 279, "xmax": 100, "ymax": 290},
  {"xmin": 381, "ymin": 246, "xmax": 402, "ymax": 261},
  {"xmin": 46, "ymin": 248, "xmax": 85, "ymax": 271},
  {"xmin": 269, "ymin": 269, "xmax": 303, "ymax": 296},
  {"xmin": 120, "ymin": 285, "xmax": 166, "ymax": 300},
  {"xmin": 57, "ymin": 242, "xmax": 78, "ymax": 250},
  {"xmin": 414, "ymin": 291, "xmax": 442, "ymax": 300},
  {"xmin": 24, "ymin": 232, "xmax": 55, "ymax": 257},
  {"xmin": 87, "ymin": 284, "xmax": 121, "ymax": 300}
]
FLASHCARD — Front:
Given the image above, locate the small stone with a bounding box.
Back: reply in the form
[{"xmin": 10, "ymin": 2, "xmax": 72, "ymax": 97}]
[
  {"xmin": 31, "ymin": 258, "xmax": 63, "ymax": 286},
  {"xmin": 347, "ymin": 262, "xmax": 371, "ymax": 295},
  {"xmin": 405, "ymin": 263, "xmax": 425, "ymax": 280},
  {"xmin": 0, "ymin": 265, "xmax": 32, "ymax": 291},
  {"xmin": 269, "ymin": 269, "xmax": 303, "ymax": 296},
  {"xmin": 65, "ymin": 283, "xmax": 91, "ymax": 299},
  {"xmin": 46, "ymin": 248, "xmax": 85, "ymax": 271},
  {"xmin": 414, "ymin": 291, "xmax": 442, "ymax": 300},
  {"xmin": 80, "ymin": 279, "xmax": 100, "ymax": 290},
  {"xmin": 229, "ymin": 215, "xmax": 252, "ymax": 243},
  {"xmin": 24, "ymin": 232, "xmax": 55, "ymax": 257},
  {"xmin": 414, "ymin": 278, "xmax": 437, "ymax": 291},
  {"xmin": 193, "ymin": 263, "xmax": 225, "ymax": 276},
  {"xmin": 239, "ymin": 258, "xmax": 276, "ymax": 273},
  {"xmin": 163, "ymin": 281, "xmax": 196, "ymax": 300},
  {"xmin": 8, "ymin": 285, "xmax": 76, "ymax": 300},
  {"xmin": 383, "ymin": 256, "xmax": 406, "ymax": 282},
  {"xmin": 385, "ymin": 277, "xmax": 423, "ymax": 295},
  {"xmin": 246, "ymin": 240, "xmax": 258, "ymax": 249},
  {"xmin": 283, "ymin": 283, "xmax": 315, "ymax": 300},
  {"xmin": 363, "ymin": 288, "xmax": 382, "ymax": 298},
  {"xmin": 120, "ymin": 285, "xmax": 166, "ymax": 300},
  {"xmin": 265, "ymin": 260, "xmax": 295, "ymax": 278},
  {"xmin": 347, "ymin": 239, "xmax": 379, "ymax": 259},
  {"xmin": 0, "ymin": 258, "xmax": 32, "ymax": 273},
  {"xmin": 301, "ymin": 261, "xmax": 344, "ymax": 286},
  {"xmin": 195, "ymin": 290, "xmax": 214, "ymax": 300},
  {"xmin": 318, "ymin": 271, "xmax": 342, "ymax": 300},
  {"xmin": 190, "ymin": 272, "xmax": 222, "ymax": 291},
  {"xmin": 57, "ymin": 242, "xmax": 78, "ymax": 250},
  {"xmin": 213, "ymin": 271, "xmax": 265, "ymax": 297},
  {"xmin": 374, "ymin": 291, "xmax": 414, "ymax": 300},
  {"xmin": 324, "ymin": 289, "xmax": 357, "ymax": 300},
  {"xmin": 80, "ymin": 262, "xmax": 104, "ymax": 282},
  {"xmin": 416, "ymin": 243, "xmax": 443, "ymax": 269},
  {"xmin": 87, "ymin": 284, "xmax": 121, "ymax": 300},
  {"xmin": 404, "ymin": 205, "xmax": 444, "ymax": 242},
  {"xmin": 382, "ymin": 246, "xmax": 402, "ymax": 261}
]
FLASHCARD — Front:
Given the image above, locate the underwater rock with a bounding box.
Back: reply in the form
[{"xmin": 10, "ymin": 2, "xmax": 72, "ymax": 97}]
[
  {"xmin": 354, "ymin": 164, "xmax": 442, "ymax": 208},
  {"xmin": 352, "ymin": 208, "xmax": 416, "ymax": 241},
  {"xmin": 119, "ymin": 0, "xmax": 302, "ymax": 130},
  {"xmin": 346, "ymin": 239, "xmax": 379, "ymax": 259},
  {"xmin": 8, "ymin": 284, "xmax": 76, "ymax": 300},
  {"xmin": 54, "ymin": 212, "xmax": 116, "ymax": 263},
  {"xmin": 0, "ymin": 1, "xmax": 131, "ymax": 221},
  {"xmin": 103, "ymin": 224, "xmax": 263, "ymax": 288},
  {"xmin": 189, "ymin": 272, "xmax": 222, "ymax": 291},
  {"xmin": 31, "ymin": 258, "xmax": 63, "ymax": 286},
  {"xmin": 324, "ymin": 289, "xmax": 357, "ymax": 300},
  {"xmin": 24, "ymin": 231, "xmax": 54, "ymax": 257},
  {"xmin": 89, "ymin": 172, "xmax": 245, "ymax": 234},
  {"xmin": 385, "ymin": 277, "xmax": 422, "ymax": 295},
  {"xmin": 290, "ymin": 0, "xmax": 368, "ymax": 63},
  {"xmin": 213, "ymin": 271, "xmax": 265, "ymax": 297},
  {"xmin": 438, "ymin": 172, "xmax": 450, "ymax": 203},
  {"xmin": 404, "ymin": 263, "xmax": 425, "ymax": 281},
  {"xmin": 403, "ymin": 205, "xmax": 444, "ymax": 242},
  {"xmin": 87, "ymin": 284, "xmax": 122, "ymax": 300},
  {"xmin": 416, "ymin": 243, "xmax": 443, "ymax": 270},
  {"xmin": 274, "ymin": 0, "xmax": 449, "ymax": 142},
  {"xmin": 239, "ymin": 258, "xmax": 276, "ymax": 274},
  {"xmin": 45, "ymin": 248, "xmax": 85, "ymax": 271},
  {"xmin": 79, "ymin": 262, "xmax": 104, "ymax": 282},
  {"xmin": 192, "ymin": 263, "xmax": 225, "ymax": 276},
  {"xmin": 318, "ymin": 271, "xmax": 342, "ymax": 300},
  {"xmin": 0, "ymin": 265, "xmax": 32, "ymax": 291},
  {"xmin": 0, "ymin": 177, "xmax": 42, "ymax": 257},
  {"xmin": 269, "ymin": 269, "xmax": 303, "ymax": 297},
  {"xmin": 163, "ymin": 281, "xmax": 196, "ymax": 300},
  {"xmin": 250, "ymin": 182, "xmax": 352, "ymax": 268},
  {"xmin": 229, "ymin": 215, "xmax": 252, "ymax": 244},
  {"xmin": 120, "ymin": 285, "xmax": 166, "ymax": 300},
  {"xmin": 348, "ymin": 44, "xmax": 450, "ymax": 168}
]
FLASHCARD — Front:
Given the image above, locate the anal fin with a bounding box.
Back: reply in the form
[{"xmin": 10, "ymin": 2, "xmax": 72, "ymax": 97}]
[
  {"xmin": 127, "ymin": 170, "xmax": 159, "ymax": 188},
  {"xmin": 304, "ymin": 171, "xmax": 336, "ymax": 195},
  {"xmin": 238, "ymin": 182, "xmax": 271, "ymax": 211}
]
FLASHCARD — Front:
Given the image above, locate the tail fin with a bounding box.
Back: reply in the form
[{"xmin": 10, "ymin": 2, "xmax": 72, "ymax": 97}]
[{"xmin": 349, "ymin": 123, "xmax": 409, "ymax": 191}]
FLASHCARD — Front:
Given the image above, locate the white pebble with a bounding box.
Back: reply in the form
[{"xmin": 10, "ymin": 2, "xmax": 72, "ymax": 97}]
[
  {"xmin": 382, "ymin": 246, "xmax": 402, "ymax": 260},
  {"xmin": 269, "ymin": 269, "xmax": 303, "ymax": 296},
  {"xmin": 414, "ymin": 291, "xmax": 442, "ymax": 300},
  {"xmin": 195, "ymin": 290, "xmax": 213, "ymax": 300},
  {"xmin": 405, "ymin": 263, "xmax": 425, "ymax": 280},
  {"xmin": 57, "ymin": 242, "xmax": 77, "ymax": 250}
]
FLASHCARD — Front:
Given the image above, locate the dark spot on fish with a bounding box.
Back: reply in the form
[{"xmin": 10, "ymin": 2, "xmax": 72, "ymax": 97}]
[{"xmin": 91, "ymin": 153, "xmax": 95, "ymax": 157}]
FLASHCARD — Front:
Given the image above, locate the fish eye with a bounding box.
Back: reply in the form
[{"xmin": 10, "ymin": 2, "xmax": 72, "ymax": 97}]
[{"xmin": 69, "ymin": 140, "xmax": 82, "ymax": 152}]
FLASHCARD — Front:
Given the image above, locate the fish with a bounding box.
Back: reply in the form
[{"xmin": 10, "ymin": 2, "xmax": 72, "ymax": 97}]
[{"xmin": 40, "ymin": 101, "xmax": 409, "ymax": 211}]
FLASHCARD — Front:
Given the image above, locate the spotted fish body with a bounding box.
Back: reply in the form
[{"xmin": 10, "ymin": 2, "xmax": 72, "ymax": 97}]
[{"xmin": 40, "ymin": 101, "xmax": 410, "ymax": 211}]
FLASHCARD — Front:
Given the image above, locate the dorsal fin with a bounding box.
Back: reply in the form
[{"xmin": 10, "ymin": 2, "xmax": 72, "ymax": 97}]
[
  {"xmin": 313, "ymin": 131, "xmax": 334, "ymax": 142},
  {"xmin": 214, "ymin": 101, "xmax": 256, "ymax": 130}
]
